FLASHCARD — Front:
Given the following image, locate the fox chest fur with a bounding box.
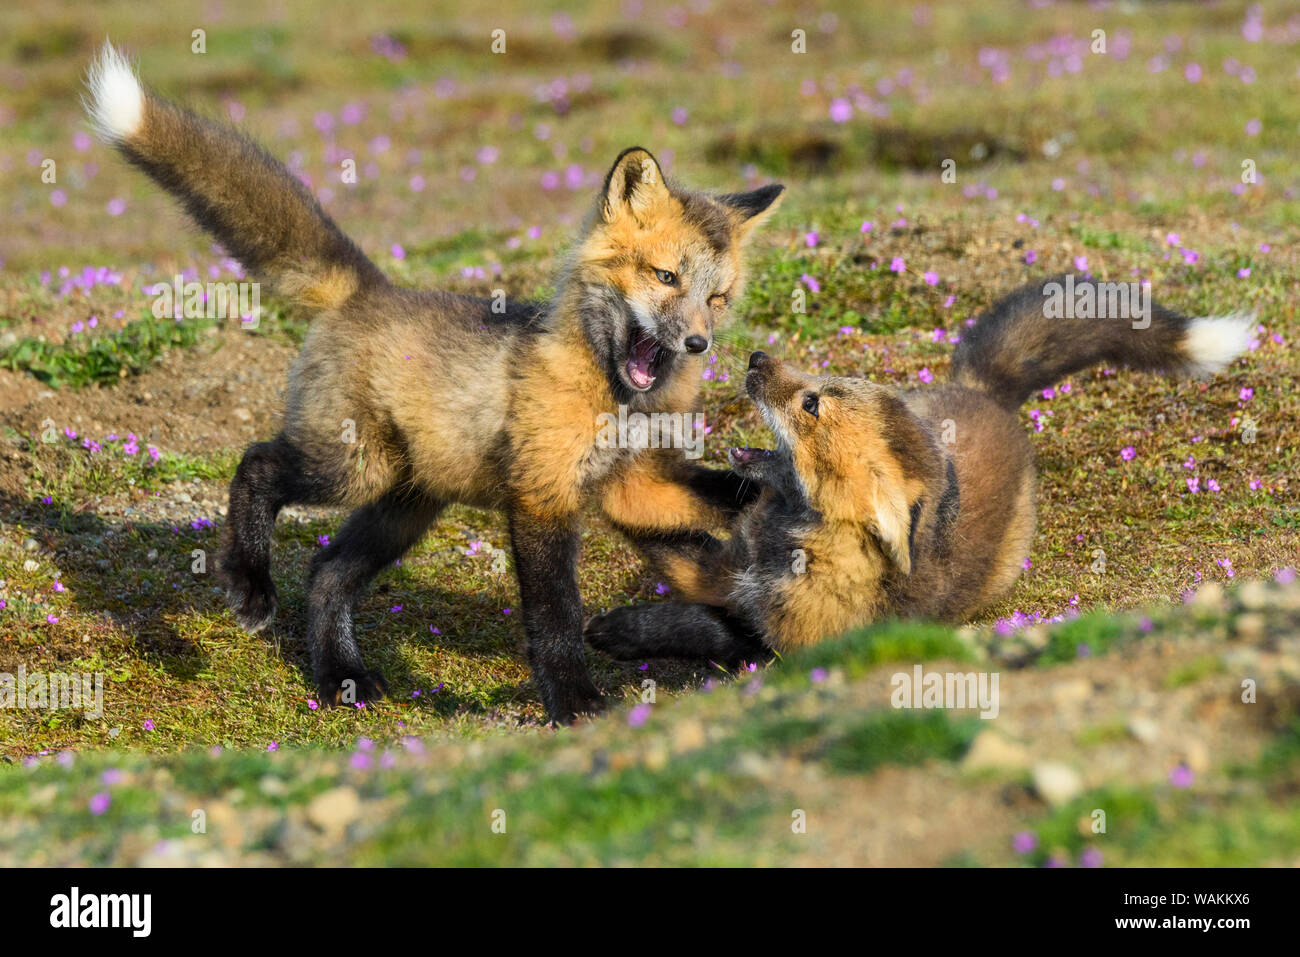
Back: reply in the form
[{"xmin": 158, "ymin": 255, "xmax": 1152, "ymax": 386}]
[
  {"xmin": 731, "ymin": 506, "xmax": 889, "ymax": 651},
  {"xmin": 505, "ymin": 325, "xmax": 706, "ymax": 520},
  {"xmin": 729, "ymin": 480, "xmax": 952, "ymax": 652}
]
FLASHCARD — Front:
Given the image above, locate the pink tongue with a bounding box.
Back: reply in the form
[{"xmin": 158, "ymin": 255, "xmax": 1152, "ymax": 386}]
[
  {"xmin": 626, "ymin": 338, "xmax": 657, "ymax": 389},
  {"xmin": 627, "ymin": 359, "xmax": 655, "ymax": 389}
]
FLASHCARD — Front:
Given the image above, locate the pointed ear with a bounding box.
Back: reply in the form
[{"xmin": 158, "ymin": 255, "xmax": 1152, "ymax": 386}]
[
  {"xmin": 602, "ymin": 147, "xmax": 670, "ymax": 223},
  {"xmin": 870, "ymin": 477, "xmax": 914, "ymax": 575},
  {"xmin": 718, "ymin": 183, "xmax": 785, "ymax": 239}
]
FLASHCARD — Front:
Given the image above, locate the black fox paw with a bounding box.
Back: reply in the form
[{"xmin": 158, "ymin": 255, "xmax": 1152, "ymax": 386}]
[
  {"xmin": 584, "ymin": 608, "xmax": 641, "ymax": 659},
  {"xmin": 544, "ymin": 680, "xmax": 606, "ymax": 726},
  {"xmin": 218, "ymin": 563, "xmax": 278, "ymax": 634},
  {"xmin": 318, "ymin": 668, "xmax": 388, "ymax": 708}
]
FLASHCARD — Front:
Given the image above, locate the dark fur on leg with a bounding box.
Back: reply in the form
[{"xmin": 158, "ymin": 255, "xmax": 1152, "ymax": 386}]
[
  {"xmin": 509, "ymin": 510, "xmax": 603, "ymax": 724},
  {"xmin": 217, "ymin": 435, "xmax": 340, "ymax": 633},
  {"xmin": 680, "ymin": 463, "xmax": 762, "ymax": 518},
  {"xmin": 586, "ymin": 602, "xmax": 770, "ymax": 668},
  {"xmin": 308, "ymin": 487, "xmax": 445, "ymax": 706}
]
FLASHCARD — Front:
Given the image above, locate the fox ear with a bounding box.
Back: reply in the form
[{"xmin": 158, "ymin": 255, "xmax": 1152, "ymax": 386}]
[
  {"xmin": 602, "ymin": 147, "xmax": 670, "ymax": 223},
  {"xmin": 718, "ymin": 184, "xmax": 785, "ymax": 238},
  {"xmin": 870, "ymin": 478, "xmax": 914, "ymax": 575}
]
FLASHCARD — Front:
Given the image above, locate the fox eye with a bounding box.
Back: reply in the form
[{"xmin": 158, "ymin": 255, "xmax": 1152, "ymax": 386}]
[
  {"xmin": 802, "ymin": 393, "xmax": 819, "ymax": 417},
  {"xmin": 653, "ymin": 268, "xmax": 678, "ymax": 286}
]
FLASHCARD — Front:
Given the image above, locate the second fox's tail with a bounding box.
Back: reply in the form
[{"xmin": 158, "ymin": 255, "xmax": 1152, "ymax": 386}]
[
  {"xmin": 84, "ymin": 41, "xmax": 384, "ymax": 310},
  {"xmin": 950, "ymin": 275, "xmax": 1252, "ymax": 409}
]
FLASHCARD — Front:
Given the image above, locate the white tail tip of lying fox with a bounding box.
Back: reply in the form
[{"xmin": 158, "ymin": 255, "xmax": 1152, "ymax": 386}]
[
  {"xmin": 85, "ymin": 40, "xmax": 143, "ymax": 142},
  {"xmin": 1184, "ymin": 313, "xmax": 1254, "ymax": 375}
]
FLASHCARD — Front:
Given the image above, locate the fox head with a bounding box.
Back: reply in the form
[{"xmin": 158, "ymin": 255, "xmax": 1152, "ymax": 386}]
[
  {"xmin": 574, "ymin": 147, "xmax": 783, "ymax": 401},
  {"xmin": 739, "ymin": 351, "xmax": 946, "ymax": 575}
]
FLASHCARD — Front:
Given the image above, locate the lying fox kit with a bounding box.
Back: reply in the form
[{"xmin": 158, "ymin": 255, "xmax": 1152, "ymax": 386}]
[
  {"xmin": 586, "ymin": 277, "xmax": 1252, "ymax": 664},
  {"xmin": 85, "ymin": 42, "xmax": 783, "ymax": 723}
]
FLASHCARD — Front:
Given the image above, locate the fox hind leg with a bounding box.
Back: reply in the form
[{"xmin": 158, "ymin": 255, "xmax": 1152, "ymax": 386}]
[
  {"xmin": 219, "ymin": 435, "xmax": 340, "ymax": 633},
  {"xmin": 586, "ymin": 602, "xmax": 770, "ymax": 669},
  {"xmin": 307, "ymin": 486, "xmax": 445, "ymax": 706}
]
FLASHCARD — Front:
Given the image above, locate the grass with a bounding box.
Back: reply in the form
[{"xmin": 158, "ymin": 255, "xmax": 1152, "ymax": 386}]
[
  {"xmin": 0, "ymin": 0, "xmax": 1298, "ymax": 864},
  {"xmin": 1006, "ymin": 722, "xmax": 1300, "ymax": 868},
  {"xmin": 819, "ymin": 711, "xmax": 980, "ymax": 773},
  {"xmin": 4, "ymin": 588, "xmax": 1298, "ymax": 866},
  {"xmin": 0, "ymin": 312, "xmax": 219, "ymax": 389}
]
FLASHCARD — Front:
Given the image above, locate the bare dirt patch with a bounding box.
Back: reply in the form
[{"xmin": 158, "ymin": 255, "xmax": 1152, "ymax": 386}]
[{"xmin": 0, "ymin": 326, "xmax": 296, "ymax": 498}]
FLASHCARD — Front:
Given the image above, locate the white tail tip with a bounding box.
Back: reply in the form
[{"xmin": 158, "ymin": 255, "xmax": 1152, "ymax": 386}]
[
  {"xmin": 84, "ymin": 40, "xmax": 143, "ymax": 142},
  {"xmin": 1183, "ymin": 313, "xmax": 1255, "ymax": 375}
]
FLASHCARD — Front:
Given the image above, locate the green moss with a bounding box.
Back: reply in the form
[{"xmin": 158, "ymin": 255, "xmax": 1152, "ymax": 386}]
[{"xmin": 820, "ymin": 710, "xmax": 979, "ymax": 774}]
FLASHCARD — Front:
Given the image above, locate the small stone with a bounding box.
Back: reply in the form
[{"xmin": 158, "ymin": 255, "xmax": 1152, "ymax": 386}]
[
  {"xmin": 23, "ymin": 538, "xmax": 38, "ymax": 552},
  {"xmin": 672, "ymin": 719, "xmax": 706, "ymax": 752},
  {"xmin": 1238, "ymin": 580, "xmax": 1269, "ymax": 611},
  {"xmin": 1181, "ymin": 740, "xmax": 1211, "ymax": 773},
  {"xmin": 1126, "ymin": 715, "xmax": 1159, "ymax": 744},
  {"xmin": 1192, "ymin": 582, "xmax": 1225, "ymax": 610},
  {"xmin": 732, "ymin": 751, "xmax": 771, "ymax": 779},
  {"xmin": 1222, "ymin": 647, "xmax": 1260, "ymax": 673},
  {"xmin": 306, "ymin": 786, "xmax": 362, "ymax": 835},
  {"xmin": 1051, "ymin": 678, "xmax": 1092, "ymax": 708},
  {"xmin": 962, "ymin": 729, "xmax": 1030, "ymax": 771},
  {"xmin": 233, "ymin": 407, "xmax": 252, "ymax": 422},
  {"xmin": 643, "ymin": 745, "xmax": 668, "ymax": 771},
  {"xmin": 1023, "ymin": 626, "xmax": 1049, "ymax": 650},
  {"xmin": 1032, "ymin": 762, "xmax": 1084, "ymax": 807},
  {"xmin": 276, "ymin": 813, "xmax": 317, "ymax": 862},
  {"xmin": 1234, "ymin": 613, "xmax": 1266, "ymax": 641},
  {"xmin": 549, "ymin": 746, "xmax": 586, "ymax": 775}
]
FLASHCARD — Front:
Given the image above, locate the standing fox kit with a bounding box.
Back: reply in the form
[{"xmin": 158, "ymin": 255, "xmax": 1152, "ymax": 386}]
[
  {"xmin": 586, "ymin": 278, "xmax": 1252, "ymax": 664},
  {"xmin": 85, "ymin": 42, "xmax": 783, "ymax": 722}
]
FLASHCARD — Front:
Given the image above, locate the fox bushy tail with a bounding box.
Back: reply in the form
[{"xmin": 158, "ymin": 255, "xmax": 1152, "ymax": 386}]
[
  {"xmin": 84, "ymin": 41, "xmax": 383, "ymax": 309},
  {"xmin": 950, "ymin": 274, "xmax": 1252, "ymax": 409}
]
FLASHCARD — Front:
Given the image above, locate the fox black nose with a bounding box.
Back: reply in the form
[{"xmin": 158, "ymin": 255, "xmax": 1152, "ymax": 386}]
[
  {"xmin": 748, "ymin": 350, "xmax": 769, "ymax": 370},
  {"xmin": 684, "ymin": 335, "xmax": 709, "ymax": 354}
]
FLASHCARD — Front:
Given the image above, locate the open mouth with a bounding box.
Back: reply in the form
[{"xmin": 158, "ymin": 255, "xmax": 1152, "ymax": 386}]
[
  {"xmin": 728, "ymin": 446, "xmax": 774, "ymax": 467},
  {"xmin": 624, "ymin": 323, "xmax": 668, "ymax": 391}
]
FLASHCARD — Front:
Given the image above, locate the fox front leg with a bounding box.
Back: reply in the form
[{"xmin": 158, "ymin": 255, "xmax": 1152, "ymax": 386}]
[
  {"xmin": 603, "ymin": 449, "xmax": 758, "ymax": 534},
  {"xmin": 676, "ymin": 460, "xmax": 762, "ymax": 519},
  {"xmin": 507, "ymin": 508, "xmax": 604, "ymax": 724},
  {"xmin": 600, "ymin": 454, "xmax": 751, "ymax": 604}
]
